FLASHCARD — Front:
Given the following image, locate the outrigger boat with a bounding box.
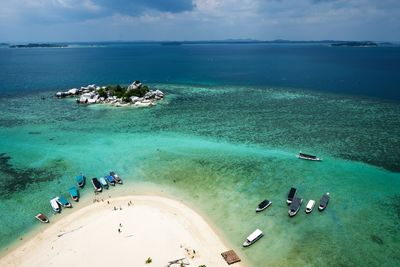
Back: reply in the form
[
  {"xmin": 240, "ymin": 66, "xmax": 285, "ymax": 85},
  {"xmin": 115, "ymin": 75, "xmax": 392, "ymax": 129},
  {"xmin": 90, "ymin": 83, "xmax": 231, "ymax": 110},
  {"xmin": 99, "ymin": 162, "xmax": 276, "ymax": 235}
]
[
  {"xmin": 318, "ymin": 193, "xmax": 330, "ymax": 211},
  {"xmin": 297, "ymin": 152, "xmax": 321, "ymax": 161},
  {"xmin": 35, "ymin": 213, "xmax": 49, "ymax": 223},
  {"xmin": 256, "ymin": 199, "xmax": 272, "ymax": 212},
  {"xmin": 288, "ymin": 197, "xmax": 303, "ymax": 217},
  {"xmin": 105, "ymin": 175, "xmax": 116, "ymax": 186},
  {"xmin": 99, "ymin": 177, "xmax": 109, "ymax": 189},
  {"xmin": 243, "ymin": 229, "xmax": 263, "ymax": 247},
  {"xmin": 110, "ymin": 171, "xmax": 123, "ymax": 184},
  {"xmin": 287, "ymin": 187, "xmax": 297, "ymax": 205},
  {"xmin": 50, "ymin": 198, "xmax": 61, "ymax": 213},
  {"xmin": 305, "ymin": 200, "xmax": 315, "ymax": 214},
  {"xmin": 56, "ymin": 196, "xmax": 72, "ymax": 208},
  {"xmin": 76, "ymin": 174, "xmax": 86, "ymax": 188},
  {"xmin": 91, "ymin": 177, "xmax": 102, "ymax": 192},
  {"xmin": 69, "ymin": 186, "xmax": 79, "ymax": 201}
]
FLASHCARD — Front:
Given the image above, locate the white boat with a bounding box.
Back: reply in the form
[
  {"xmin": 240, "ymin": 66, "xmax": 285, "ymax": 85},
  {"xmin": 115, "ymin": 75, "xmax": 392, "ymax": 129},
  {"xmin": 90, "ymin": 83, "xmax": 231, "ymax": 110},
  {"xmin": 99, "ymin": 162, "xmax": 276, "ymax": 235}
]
[
  {"xmin": 305, "ymin": 200, "xmax": 315, "ymax": 214},
  {"xmin": 243, "ymin": 229, "xmax": 263, "ymax": 247},
  {"xmin": 50, "ymin": 198, "xmax": 60, "ymax": 213},
  {"xmin": 288, "ymin": 197, "xmax": 303, "ymax": 217}
]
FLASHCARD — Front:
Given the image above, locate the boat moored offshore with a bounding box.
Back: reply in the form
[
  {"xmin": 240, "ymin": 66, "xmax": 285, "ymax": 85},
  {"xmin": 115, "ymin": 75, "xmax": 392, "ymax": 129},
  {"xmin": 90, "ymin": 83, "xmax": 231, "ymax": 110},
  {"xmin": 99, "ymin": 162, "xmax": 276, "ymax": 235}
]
[
  {"xmin": 256, "ymin": 199, "xmax": 272, "ymax": 212},
  {"xmin": 318, "ymin": 193, "xmax": 330, "ymax": 211},
  {"xmin": 297, "ymin": 152, "xmax": 321, "ymax": 161},
  {"xmin": 243, "ymin": 229, "xmax": 264, "ymax": 247},
  {"xmin": 305, "ymin": 200, "xmax": 315, "ymax": 214},
  {"xmin": 288, "ymin": 197, "xmax": 303, "ymax": 217},
  {"xmin": 287, "ymin": 187, "xmax": 297, "ymax": 205}
]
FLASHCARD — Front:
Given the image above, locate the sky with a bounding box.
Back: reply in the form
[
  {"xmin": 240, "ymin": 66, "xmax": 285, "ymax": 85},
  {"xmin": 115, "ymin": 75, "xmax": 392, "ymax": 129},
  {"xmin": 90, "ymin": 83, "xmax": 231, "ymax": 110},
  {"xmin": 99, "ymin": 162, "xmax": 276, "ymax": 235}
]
[{"xmin": 0, "ymin": 0, "xmax": 399, "ymax": 42}]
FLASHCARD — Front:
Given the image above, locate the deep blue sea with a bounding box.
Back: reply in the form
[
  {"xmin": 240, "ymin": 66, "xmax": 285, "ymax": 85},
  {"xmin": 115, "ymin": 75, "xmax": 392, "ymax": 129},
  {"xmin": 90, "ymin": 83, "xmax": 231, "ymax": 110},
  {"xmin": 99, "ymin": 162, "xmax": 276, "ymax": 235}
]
[
  {"xmin": 0, "ymin": 44, "xmax": 399, "ymax": 100},
  {"xmin": 0, "ymin": 43, "xmax": 399, "ymax": 266}
]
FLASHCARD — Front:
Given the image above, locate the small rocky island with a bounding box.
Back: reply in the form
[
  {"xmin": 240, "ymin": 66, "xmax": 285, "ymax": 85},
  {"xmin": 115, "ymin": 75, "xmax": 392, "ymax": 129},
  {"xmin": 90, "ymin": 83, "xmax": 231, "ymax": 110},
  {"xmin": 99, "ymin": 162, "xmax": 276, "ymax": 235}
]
[
  {"xmin": 331, "ymin": 41, "xmax": 378, "ymax": 47},
  {"xmin": 10, "ymin": 43, "xmax": 68, "ymax": 48},
  {"xmin": 55, "ymin": 81, "xmax": 164, "ymax": 107}
]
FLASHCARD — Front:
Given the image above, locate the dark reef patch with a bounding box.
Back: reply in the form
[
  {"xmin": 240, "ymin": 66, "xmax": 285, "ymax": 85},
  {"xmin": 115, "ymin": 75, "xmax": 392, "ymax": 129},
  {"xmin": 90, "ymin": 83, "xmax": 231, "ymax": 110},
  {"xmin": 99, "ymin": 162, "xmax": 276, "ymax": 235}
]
[
  {"xmin": 370, "ymin": 235, "xmax": 384, "ymax": 245},
  {"xmin": 0, "ymin": 153, "xmax": 61, "ymax": 199},
  {"xmin": 28, "ymin": 131, "xmax": 41, "ymax": 135}
]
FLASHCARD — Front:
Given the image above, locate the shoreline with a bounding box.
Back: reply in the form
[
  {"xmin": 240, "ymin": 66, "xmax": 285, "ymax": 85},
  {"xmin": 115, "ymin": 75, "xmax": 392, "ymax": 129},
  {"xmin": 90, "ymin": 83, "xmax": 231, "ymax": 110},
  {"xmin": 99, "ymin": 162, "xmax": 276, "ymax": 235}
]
[{"xmin": 0, "ymin": 195, "xmax": 246, "ymax": 267}]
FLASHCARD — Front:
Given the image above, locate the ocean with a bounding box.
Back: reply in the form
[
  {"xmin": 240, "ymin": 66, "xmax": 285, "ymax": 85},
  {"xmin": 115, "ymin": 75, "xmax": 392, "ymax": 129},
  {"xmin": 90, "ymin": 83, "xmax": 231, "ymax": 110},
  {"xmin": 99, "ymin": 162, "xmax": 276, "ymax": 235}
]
[{"xmin": 0, "ymin": 43, "xmax": 399, "ymax": 266}]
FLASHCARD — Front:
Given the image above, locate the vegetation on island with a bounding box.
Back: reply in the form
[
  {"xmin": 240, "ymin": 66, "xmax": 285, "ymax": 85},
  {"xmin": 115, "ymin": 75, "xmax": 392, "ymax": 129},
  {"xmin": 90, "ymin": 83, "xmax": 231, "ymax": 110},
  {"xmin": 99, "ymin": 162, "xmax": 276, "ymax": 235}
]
[
  {"xmin": 145, "ymin": 257, "xmax": 152, "ymax": 264},
  {"xmin": 98, "ymin": 82, "xmax": 150, "ymax": 103}
]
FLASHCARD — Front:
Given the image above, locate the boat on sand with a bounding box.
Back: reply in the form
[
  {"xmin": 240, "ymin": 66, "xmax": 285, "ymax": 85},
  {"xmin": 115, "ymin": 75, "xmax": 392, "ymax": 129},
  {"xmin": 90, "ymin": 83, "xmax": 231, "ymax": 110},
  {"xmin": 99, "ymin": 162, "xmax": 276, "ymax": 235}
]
[
  {"xmin": 50, "ymin": 198, "xmax": 60, "ymax": 213},
  {"xmin": 56, "ymin": 196, "xmax": 72, "ymax": 208},
  {"xmin": 91, "ymin": 177, "xmax": 102, "ymax": 192},
  {"xmin": 35, "ymin": 213, "xmax": 49, "ymax": 223},
  {"xmin": 110, "ymin": 171, "xmax": 123, "ymax": 184},
  {"xmin": 69, "ymin": 187, "xmax": 79, "ymax": 201}
]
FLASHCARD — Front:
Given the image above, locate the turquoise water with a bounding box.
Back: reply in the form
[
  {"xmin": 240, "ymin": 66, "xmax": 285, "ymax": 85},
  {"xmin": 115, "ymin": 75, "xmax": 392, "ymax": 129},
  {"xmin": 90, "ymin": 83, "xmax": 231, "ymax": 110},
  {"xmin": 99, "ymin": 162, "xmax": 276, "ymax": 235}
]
[
  {"xmin": 0, "ymin": 44, "xmax": 400, "ymax": 266},
  {"xmin": 0, "ymin": 84, "xmax": 399, "ymax": 266}
]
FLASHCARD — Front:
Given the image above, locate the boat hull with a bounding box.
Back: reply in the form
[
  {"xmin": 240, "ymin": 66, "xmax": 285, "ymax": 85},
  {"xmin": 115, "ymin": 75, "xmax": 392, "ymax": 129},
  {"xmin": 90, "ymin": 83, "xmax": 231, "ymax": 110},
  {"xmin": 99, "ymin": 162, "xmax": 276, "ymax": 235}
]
[
  {"xmin": 256, "ymin": 201, "xmax": 271, "ymax": 212},
  {"xmin": 35, "ymin": 214, "xmax": 49, "ymax": 223},
  {"xmin": 91, "ymin": 178, "xmax": 102, "ymax": 192},
  {"xmin": 297, "ymin": 155, "xmax": 321, "ymax": 161},
  {"xmin": 243, "ymin": 234, "xmax": 263, "ymax": 247}
]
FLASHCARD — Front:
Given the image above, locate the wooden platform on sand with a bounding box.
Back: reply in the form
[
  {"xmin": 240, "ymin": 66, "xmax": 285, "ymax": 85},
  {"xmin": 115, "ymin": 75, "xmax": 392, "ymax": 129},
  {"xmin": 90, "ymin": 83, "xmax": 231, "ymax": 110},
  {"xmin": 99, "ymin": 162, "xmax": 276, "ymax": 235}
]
[{"xmin": 221, "ymin": 250, "xmax": 241, "ymax": 265}]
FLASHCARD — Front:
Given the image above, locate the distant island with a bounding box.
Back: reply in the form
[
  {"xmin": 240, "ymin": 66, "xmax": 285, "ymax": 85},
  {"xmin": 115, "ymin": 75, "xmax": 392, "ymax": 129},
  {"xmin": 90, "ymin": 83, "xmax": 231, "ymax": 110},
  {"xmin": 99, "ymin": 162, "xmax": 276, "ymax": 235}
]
[
  {"xmin": 9, "ymin": 43, "xmax": 68, "ymax": 48},
  {"xmin": 56, "ymin": 81, "xmax": 164, "ymax": 107},
  {"xmin": 331, "ymin": 41, "xmax": 378, "ymax": 47}
]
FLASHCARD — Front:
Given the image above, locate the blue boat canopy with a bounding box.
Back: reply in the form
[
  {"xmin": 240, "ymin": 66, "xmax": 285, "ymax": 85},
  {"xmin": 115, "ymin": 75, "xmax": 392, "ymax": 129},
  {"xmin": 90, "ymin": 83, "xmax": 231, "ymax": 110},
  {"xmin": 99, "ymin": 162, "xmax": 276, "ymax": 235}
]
[
  {"xmin": 69, "ymin": 187, "xmax": 78, "ymax": 196},
  {"xmin": 58, "ymin": 196, "xmax": 69, "ymax": 205}
]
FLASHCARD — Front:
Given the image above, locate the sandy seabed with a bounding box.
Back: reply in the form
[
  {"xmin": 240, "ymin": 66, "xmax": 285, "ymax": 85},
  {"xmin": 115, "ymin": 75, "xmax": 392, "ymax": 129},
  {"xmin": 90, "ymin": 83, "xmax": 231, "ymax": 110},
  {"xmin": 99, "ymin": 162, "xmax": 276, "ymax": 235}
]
[{"xmin": 1, "ymin": 195, "xmax": 243, "ymax": 267}]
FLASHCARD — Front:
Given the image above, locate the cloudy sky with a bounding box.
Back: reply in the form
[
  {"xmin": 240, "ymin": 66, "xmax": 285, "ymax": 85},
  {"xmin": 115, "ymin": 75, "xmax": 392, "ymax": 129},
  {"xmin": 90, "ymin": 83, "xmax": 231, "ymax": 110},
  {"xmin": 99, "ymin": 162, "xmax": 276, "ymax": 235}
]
[{"xmin": 0, "ymin": 0, "xmax": 399, "ymax": 42}]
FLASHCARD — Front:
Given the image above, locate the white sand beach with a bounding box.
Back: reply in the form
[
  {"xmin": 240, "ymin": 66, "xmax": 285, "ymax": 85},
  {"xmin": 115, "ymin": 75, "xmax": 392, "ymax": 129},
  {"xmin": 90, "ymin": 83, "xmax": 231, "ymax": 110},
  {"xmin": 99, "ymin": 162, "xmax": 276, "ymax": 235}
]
[{"xmin": 1, "ymin": 195, "xmax": 243, "ymax": 267}]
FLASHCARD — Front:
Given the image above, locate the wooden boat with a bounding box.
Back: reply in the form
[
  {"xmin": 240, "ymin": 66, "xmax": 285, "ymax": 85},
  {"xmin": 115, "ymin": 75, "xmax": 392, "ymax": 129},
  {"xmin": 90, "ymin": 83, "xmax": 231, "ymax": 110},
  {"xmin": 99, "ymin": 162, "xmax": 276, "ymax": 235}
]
[
  {"xmin": 287, "ymin": 187, "xmax": 297, "ymax": 205},
  {"xmin": 76, "ymin": 174, "xmax": 86, "ymax": 188},
  {"xmin": 105, "ymin": 175, "xmax": 116, "ymax": 186},
  {"xmin": 50, "ymin": 198, "xmax": 61, "ymax": 213},
  {"xmin": 318, "ymin": 193, "xmax": 330, "ymax": 211},
  {"xmin": 256, "ymin": 199, "xmax": 272, "ymax": 212},
  {"xmin": 99, "ymin": 177, "xmax": 109, "ymax": 189},
  {"xmin": 288, "ymin": 197, "xmax": 303, "ymax": 217},
  {"xmin": 56, "ymin": 196, "xmax": 72, "ymax": 208},
  {"xmin": 91, "ymin": 177, "xmax": 102, "ymax": 192},
  {"xmin": 35, "ymin": 213, "xmax": 49, "ymax": 223},
  {"xmin": 110, "ymin": 171, "xmax": 123, "ymax": 184},
  {"xmin": 305, "ymin": 200, "xmax": 315, "ymax": 214},
  {"xmin": 297, "ymin": 152, "xmax": 321, "ymax": 161},
  {"xmin": 69, "ymin": 186, "xmax": 79, "ymax": 201},
  {"xmin": 243, "ymin": 229, "xmax": 263, "ymax": 247}
]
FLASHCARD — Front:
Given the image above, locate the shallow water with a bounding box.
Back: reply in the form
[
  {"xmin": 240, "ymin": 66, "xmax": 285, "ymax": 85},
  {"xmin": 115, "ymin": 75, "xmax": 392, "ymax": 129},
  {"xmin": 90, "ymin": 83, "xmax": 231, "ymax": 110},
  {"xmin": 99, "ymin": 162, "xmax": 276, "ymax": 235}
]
[{"xmin": 0, "ymin": 84, "xmax": 399, "ymax": 266}]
